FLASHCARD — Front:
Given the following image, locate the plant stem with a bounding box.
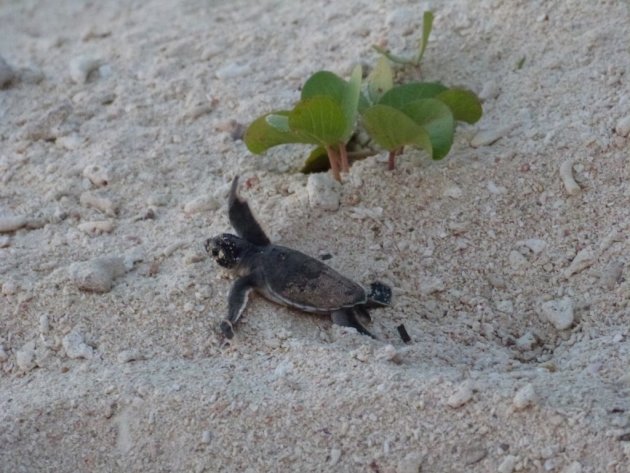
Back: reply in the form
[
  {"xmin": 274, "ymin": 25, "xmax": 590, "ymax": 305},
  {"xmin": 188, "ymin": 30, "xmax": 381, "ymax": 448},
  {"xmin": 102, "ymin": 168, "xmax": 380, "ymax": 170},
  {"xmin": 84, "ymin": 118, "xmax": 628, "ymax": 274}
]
[
  {"xmin": 388, "ymin": 149, "xmax": 397, "ymax": 170},
  {"xmin": 326, "ymin": 145, "xmax": 341, "ymax": 181},
  {"xmin": 388, "ymin": 146, "xmax": 404, "ymax": 170},
  {"xmin": 339, "ymin": 144, "xmax": 350, "ymax": 173}
]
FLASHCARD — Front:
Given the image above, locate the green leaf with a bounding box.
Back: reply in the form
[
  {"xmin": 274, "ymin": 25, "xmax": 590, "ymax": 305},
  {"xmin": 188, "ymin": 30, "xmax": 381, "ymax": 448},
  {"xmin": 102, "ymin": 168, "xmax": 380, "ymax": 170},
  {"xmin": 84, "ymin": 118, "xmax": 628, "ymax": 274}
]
[
  {"xmin": 357, "ymin": 91, "xmax": 371, "ymax": 113},
  {"xmin": 244, "ymin": 111, "xmax": 314, "ymax": 154},
  {"xmin": 436, "ymin": 88, "xmax": 483, "ymax": 124},
  {"xmin": 340, "ymin": 65, "xmax": 362, "ymax": 141},
  {"xmin": 367, "ymin": 57, "xmax": 393, "ymax": 104},
  {"xmin": 362, "ymin": 104, "xmax": 433, "ymax": 157},
  {"xmin": 288, "ymin": 96, "xmax": 346, "ymax": 146},
  {"xmin": 378, "ymin": 82, "xmax": 448, "ymax": 110},
  {"xmin": 265, "ymin": 113, "xmax": 290, "ymax": 132},
  {"xmin": 372, "ymin": 45, "xmax": 412, "ymax": 65},
  {"xmin": 300, "ymin": 146, "xmax": 330, "ymax": 174},
  {"xmin": 416, "ymin": 11, "xmax": 434, "ymax": 64},
  {"xmin": 401, "ymin": 99, "xmax": 454, "ymax": 160},
  {"xmin": 301, "ymin": 71, "xmax": 346, "ymax": 103}
]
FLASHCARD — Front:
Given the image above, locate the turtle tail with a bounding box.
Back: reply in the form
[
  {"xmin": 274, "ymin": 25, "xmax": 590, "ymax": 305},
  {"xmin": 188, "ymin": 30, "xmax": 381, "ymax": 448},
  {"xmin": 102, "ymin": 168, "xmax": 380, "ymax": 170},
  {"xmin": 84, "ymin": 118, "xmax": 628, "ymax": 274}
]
[{"xmin": 366, "ymin": 282, "xmax": 392, "ymax": 307}]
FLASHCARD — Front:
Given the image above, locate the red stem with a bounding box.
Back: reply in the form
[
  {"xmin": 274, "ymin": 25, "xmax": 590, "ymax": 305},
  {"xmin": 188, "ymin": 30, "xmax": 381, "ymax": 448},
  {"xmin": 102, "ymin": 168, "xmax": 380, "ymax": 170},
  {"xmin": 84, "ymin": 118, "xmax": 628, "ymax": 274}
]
[
  {"xmin": 388, "ymin": 150, "xmax": 397, "ymax": 170},
  {"xmin": 388, "ymin": 146, "xmax": 404, "ymax": 170},
  {"xmin": 326, "ymin": 145, "xmax": 341, "ymax": 181},
  {"xmin": 339, "ymin": 143, "xmax": 349, "ymax": 173}
]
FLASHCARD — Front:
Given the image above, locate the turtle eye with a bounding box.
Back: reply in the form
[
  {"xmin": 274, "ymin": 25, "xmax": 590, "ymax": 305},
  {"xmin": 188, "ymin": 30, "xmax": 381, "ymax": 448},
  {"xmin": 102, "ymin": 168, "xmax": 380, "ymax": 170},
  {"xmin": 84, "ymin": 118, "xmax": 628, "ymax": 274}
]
[{"xmin": 211, "ymin": 248, "xmax": 219, "ymax": 257}]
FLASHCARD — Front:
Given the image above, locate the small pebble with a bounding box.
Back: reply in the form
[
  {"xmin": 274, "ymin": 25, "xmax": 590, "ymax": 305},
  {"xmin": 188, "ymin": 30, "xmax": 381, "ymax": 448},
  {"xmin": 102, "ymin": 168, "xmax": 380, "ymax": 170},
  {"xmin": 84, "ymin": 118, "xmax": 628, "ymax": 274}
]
[
  {"xmin": 470, "ymin": 125, "xmax": 514, "ymax": 147},
  {"xmin": 69, "ymin": 256, "xmax": 127, "ymax": 292},
  {"xmin": 147, "ymin": 194, "xmax": 170, "ymax": 207},
  {"xmin": 443, "ymin": 185, "xmax": 463, "ymax": 199},
  {"xmin": 0, "ymin": 55, "xmax": 15, "ymax": 88},
  {"xmin": 600, "ymin": 260, "xmax": 623, "ymax": 290},
  {"xmin": 62, "ymin": 330, "xmax": 94, "ymax": 359},
  {"xmin": 183, "ymin": 194, "xmax": 220, "ymax": 214},
  {"xmin": 544, "ymin": 458, "xmax": 557, "ymax": 471},
  {"xmin": 39, "ymin": 314, "xmax": 50, "ymax": 334},
  {"xmin": 420, "ymin": 277, "xmax": 445, "ymax": 295},
  {"xmin": 16, "ymin": 341, "xmax": 37, "ymax": 371},
  {"xmin": 563, "ymin": 246, "xmax": 595, "ymax": 278},
  {"xmin": 559, "ymin": 160, "xmax": 580, "ymax": 195},
  {"xmin": 513, "ymin": 383, "xmax": 537, "ymax": 409},
  {"xmin": 215, "ymin": 119, "xmax": 246, "ymax": 140},
  {"xmin": 181, "ymin": 104, "xmax": 214, "ymax": 123},
  {"xmin": 615, "ymin": 115, "xmax": 630, "ymax": 137},
  {"xmin": 22, "ymin": 102, "xmax": 72, "ymax": 141},
  {"xmin": 487, "ymin": 273, "xmax": 507, "ymax": 289},
  {"xmin": 479, "ymin": 80, "xmax": 500, "ymax": 101},
  {"xmin": 352, "ymin": 346, "xmax": 371, "ymax": 362},
  {"xmin": 215, "ymin": 62, "xmax": 251, "ymax": 80},
  {"xmin": 398, "ymin": 452, "xmax": 424, "ymax": 473},
  {"xmin": 56, "ymin": 133, "xmax": 84, "ymax": 150},
  {"xmin": 273, "ymin": 360, "xmax": 294, "ymax": 379},
  {"xmin": 498, "ymin": 455, "xmax": 518, "ymax": 473},
  {"xmin": 2, "ymin": 279, "xmax": 18, "ymax": 295},
  {"xmin": 376, "ymin": 344, "xmax": 402, "ymax": 364},
  {"xmin": 509, "ymin": 250, "xmax": 528, "ymax": 270},
  {"xmin": 541, "ymin": 297, "xmax": 574, "ymax": 330},
  {"xmin": 78, "ymin": 220, "xmax": 115, "ymax": 235},
  {"xmin": 349, "ymin": 206, "xmax": 383, "ymax": 220},
  {"xmin": 201, "ymin": 430, "xmax": 212, "ymax": 444},
  {"xmin": 386, "ymin": 7, "xmax": 414, "ymax": 29},
  {"xmin": 69, "ymin": 56, "xmax": 103, "ymax": 83},
  {"xmin": 561, "ymin": 461, "xmax": 582, "ymax": 473},
  {"xmin": 306, "ymin": 173, "xmax": 340, "ymax": 211},
  {"xmin": 117, "ymin": 349, "xmax": 144, "ymax": 363},
  {"xmin": 464, "ymin": 446, "xmax": 488, "ymax": 465},
  {"xmin": 0, "ymin": 235, "xmax": 10, "ymax": 247},
  {"xmin": 80, "ymin": 192, "xmax": 117, "ymax": 216},
  {"xmin": 492, "ymin": 298, "xmax": 511, "ymax": 313},
  {"xmin": 163, "ymin": 241, "xmax": 185, "ymax": 257},
  {"xmin": 487, "ymin": 180, "xmax": 506, "ymax": 194},
  {"xmin": 516, "ymin": 331, "xmax": 538, "ymax": 351},
  {"xmin": 0, "ymin": 215, "xmax": 28, "ymax": 233},
  {"xmin": 329, "ymin": 448, "xmax": 341, "ymax": 466},
  {"xmin": 447, "ymin": 380, "xmax": 474, "ymax": 408},
  {"xmin": 518, "ymin": 238, "xmax": 547, "ymax": 254},
  {"xmin": 83, "ymin": 164, "xmax": 110, "ymax": 187}
]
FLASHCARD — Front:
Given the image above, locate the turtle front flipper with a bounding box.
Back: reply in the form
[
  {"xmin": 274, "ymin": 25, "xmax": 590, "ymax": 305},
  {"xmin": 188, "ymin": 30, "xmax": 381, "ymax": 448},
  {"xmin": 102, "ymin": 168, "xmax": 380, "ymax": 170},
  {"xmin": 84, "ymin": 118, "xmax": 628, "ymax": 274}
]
[
  {"xmin": 228, "ymin": 176, "xmax": 271, "ymax": 247},
  {"xmin": 331, "ymin": 309, "xmax": 376, "ymax": 339},
  {"xmin": 221, "ymin": 274, "xmax": 256, "ymax": 338}
]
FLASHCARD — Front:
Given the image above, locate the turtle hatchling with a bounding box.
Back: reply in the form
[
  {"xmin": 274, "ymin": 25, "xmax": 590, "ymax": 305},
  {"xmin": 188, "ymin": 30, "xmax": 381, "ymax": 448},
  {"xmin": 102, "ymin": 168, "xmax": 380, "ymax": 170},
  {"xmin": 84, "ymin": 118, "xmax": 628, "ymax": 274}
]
[{"xmin": 205, "ymin": 176, "xmax": 392, "ymax": 339}]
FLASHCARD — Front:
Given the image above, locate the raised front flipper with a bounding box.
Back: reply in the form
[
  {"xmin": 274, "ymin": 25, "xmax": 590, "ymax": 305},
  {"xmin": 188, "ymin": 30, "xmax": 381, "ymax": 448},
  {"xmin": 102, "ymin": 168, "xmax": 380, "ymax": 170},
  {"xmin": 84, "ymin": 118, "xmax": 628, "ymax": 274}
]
[
  {"xmin": 331, "ymin": 309, "xmax": 376, "ymax": 339},
  {"xmin": 228, "ymin": 176, "xmax": 271, "ymax": 247},
  {"xmin": 220, "ymin": 274, "xmax": 256, "ymax": 338}
]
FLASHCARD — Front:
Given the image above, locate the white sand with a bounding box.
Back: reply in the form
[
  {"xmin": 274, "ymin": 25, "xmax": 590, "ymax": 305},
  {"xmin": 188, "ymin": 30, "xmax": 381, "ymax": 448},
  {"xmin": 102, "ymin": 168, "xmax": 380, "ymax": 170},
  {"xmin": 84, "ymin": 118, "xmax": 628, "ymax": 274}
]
[{"xmin": 1, "ymin": 0, "xmax": 629, "ymax": 471}]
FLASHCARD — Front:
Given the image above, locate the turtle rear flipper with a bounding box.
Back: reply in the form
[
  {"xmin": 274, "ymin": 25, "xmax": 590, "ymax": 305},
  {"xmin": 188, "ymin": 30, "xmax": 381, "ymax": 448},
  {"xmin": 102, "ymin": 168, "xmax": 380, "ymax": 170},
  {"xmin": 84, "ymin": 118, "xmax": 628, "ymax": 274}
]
[
  {"xmin": 366, "ymin": 282, "xmax": 392, "ymax": 307},
  {"xmin": 228, "ymin": 176, "xmax": 271, "ymax": 247},
  {"xmin": 332, "ymin": 309, "xmax": 376, "ymax": 339}
]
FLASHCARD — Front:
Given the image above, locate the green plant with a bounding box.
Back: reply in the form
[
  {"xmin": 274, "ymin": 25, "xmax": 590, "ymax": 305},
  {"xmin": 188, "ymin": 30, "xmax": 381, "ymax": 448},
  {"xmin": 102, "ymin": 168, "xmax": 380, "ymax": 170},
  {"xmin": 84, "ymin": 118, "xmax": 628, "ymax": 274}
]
[
  {"xmin": 372, "ymin": 11, "xmax": 434, "ymax": 66},
  {"xmin": 243, "ymin": 10, "xmax": 483, "ymax": 181},
  {"xmin": 244, "ymin": 66, "xmax": 362, "ymax": 181},
  {"xmin": 362, "ymin": 73, "xmax": 483, "ymax": 169}
]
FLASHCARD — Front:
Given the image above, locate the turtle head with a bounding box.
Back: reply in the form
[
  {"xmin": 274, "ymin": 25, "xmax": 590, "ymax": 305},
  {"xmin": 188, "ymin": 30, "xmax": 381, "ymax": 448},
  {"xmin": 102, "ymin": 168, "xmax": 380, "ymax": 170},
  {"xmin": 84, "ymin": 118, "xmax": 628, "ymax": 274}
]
[{"xmin": 205, "ymin": 233, "xmax": 251, "ymax": 269}]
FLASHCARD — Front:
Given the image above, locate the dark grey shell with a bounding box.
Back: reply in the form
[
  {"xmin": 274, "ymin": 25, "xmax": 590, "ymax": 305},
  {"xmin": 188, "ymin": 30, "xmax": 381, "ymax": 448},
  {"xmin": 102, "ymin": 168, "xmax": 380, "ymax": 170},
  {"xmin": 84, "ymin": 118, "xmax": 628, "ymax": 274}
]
[{"xmin": 258, "ymin": 245, "xmax": 367, "ymax": 313}]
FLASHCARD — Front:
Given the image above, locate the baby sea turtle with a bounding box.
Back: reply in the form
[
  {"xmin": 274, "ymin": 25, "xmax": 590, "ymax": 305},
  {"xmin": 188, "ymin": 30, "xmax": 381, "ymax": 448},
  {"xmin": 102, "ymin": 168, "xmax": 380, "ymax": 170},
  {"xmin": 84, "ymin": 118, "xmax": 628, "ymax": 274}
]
[{"xmin": 205, "ymin": 176, "xmax": 391, "ymax": 339}]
